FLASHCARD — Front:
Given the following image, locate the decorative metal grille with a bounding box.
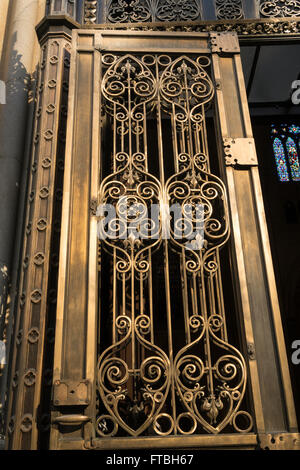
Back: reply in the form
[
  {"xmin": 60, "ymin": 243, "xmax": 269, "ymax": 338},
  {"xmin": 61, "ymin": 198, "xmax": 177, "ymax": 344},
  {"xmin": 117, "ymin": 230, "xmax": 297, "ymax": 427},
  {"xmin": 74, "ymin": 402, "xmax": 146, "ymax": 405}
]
[
  {"xmin": 260, "ymin": 0, "xmax": 300, "ymax": 17},
  {"xmin": 215, "ymin": 0, "xmax": 244, "ymax": 20},
  {"xmin": 95, "ymin": 52, "xmax": 252, "ymax": 438},
  {"xmin": 106, "ymin": 0, "xmax": 202, "ymax": 23}
]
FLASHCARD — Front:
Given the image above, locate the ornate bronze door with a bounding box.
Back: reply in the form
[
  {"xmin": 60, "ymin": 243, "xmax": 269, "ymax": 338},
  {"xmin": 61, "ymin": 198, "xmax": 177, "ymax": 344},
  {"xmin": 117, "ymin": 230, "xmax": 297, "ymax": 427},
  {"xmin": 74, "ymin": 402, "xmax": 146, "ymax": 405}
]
[{"xmin": 49, "ymin": 30, "xmax": 297, "ymax": 450}]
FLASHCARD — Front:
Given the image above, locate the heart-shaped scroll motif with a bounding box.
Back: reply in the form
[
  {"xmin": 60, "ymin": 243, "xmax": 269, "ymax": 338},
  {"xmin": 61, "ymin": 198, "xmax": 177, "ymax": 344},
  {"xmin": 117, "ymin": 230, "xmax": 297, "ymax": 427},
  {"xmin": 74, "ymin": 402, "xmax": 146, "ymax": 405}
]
[
  {"xmin": 174, "ymin": 314, "xmax": 247, "ymax": 434},
  {"xmin": 96, "ymin": 52, "xmax": 253, "ymax": 439},
  {"xmin": 97, "ymin": 315, "xmax": 171, "ymax": 436}
]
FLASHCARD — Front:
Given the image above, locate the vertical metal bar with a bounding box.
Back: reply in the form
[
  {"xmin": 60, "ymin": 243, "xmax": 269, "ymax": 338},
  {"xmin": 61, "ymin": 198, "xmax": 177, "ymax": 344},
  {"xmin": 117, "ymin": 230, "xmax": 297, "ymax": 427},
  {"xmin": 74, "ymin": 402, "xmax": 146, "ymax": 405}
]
[
  {"xmin": 51, "ymin": 30, "xmax": 94, "ymax": 449},
  {"xmin": 234, "ymin": 44, "xmax": 297, "ymax": 430},
  {"xmin": 155, "ymin": 56, "xmax": 177, "ymax": 432},
  {"xmin": 86, "ymin": 43, "xmax": 101, "ymax": 395},
  {"xmin": 181, "ymin": 248, "xmax": 191, "ymax": 344},
  {"xmin": 210, "ymin": 37, "xmax": 299, "ymax": 433},
  {"xmin": 251, "ymin": 165, "xmax": 298, "ymax": 431},
  {"xmin": 148, "ymin": 250, "xmax": 154, "ymax": 342},
  {"xmin": 113, "ymin": 248, "xmax": 117, "ymax": 344},
  {"xmin": 212, "ymin": 50, "xmax": 266, "ymax": 433},
  {"xmin": 215, "ymin": 248, "xmax": 228, "ymax": 342}
]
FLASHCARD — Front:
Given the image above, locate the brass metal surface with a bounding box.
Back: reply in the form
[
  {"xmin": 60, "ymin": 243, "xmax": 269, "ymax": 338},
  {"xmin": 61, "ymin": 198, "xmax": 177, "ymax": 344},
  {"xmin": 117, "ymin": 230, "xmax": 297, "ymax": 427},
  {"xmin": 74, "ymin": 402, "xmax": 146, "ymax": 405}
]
[
  {"xmin": 4, "ymin": 19, "xmax": 298, "ymax": 449},
  {"xmin": 5, "ymin": 36, "xmax": 72, "ymax": 450},
  {"xmin": 212, "ymin": 44, "xmax": 298, "ymax": 433},
  {"xmin": 50, "ymin": 31, "xmax": 258, "ymax": 449},
  {"xmin": 95, "ymin": 49, "xmax": 249, "ymax": 438}
]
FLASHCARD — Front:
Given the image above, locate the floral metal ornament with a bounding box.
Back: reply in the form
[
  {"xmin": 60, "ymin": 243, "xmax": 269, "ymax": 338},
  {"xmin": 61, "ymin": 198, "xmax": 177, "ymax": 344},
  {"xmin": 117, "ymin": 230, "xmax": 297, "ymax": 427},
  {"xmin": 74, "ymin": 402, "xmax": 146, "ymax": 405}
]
[
  {"xmin": 260, "ymin": 0, "xmax": 300, "ymax": 17},
  {"xmin": 106, "ymin": 0, "xmax": 202, "ymax": 23},
  {"xmin": 96, "ymin": 53, "xmax": 252, "ymax": 437},
  {"xmin": 215, "ymin": 0, "xmax": 244, "ymax": 20}
]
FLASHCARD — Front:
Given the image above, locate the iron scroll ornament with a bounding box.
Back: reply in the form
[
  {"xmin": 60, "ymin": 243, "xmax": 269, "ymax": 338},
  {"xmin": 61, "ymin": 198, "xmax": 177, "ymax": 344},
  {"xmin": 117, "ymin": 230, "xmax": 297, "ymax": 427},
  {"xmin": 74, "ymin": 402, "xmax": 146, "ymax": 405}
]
[
  {"xmin": 96, "ymin": 53, "xmax": 252, "ymax": 437},
  {"xmin": 97, "ymin": 55, "xmax": 169, "ymax": 437},
  {"xmin": 106, "ymin": 0, "xmax": 202, "ymax": 23},
  {"xmin": 160, "ymin": 56, "xmax": 249, "ymax": 433},
  {"xmin": 259, "ymin": 0, "xmax": 300, "ymax": 17},
  {"xmin": 215, "ymin": 0, "xmax": 244, "ymax": 20}
]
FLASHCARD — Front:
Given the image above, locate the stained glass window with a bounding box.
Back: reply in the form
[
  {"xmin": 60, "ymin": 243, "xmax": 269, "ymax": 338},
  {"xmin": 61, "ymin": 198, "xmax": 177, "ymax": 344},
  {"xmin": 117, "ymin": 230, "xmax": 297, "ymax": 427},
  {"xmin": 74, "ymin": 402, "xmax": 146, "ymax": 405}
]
[
  {"xmin": 286, "ymin": 137, "xmax": 300, "ymax": 181},
  {"xmin": 271, "ymin": 124, "xmax": 300, "ymax": 182},
  {"xmin": 273, "ymin": 137, "xmax": 289, "ymax": 182}
]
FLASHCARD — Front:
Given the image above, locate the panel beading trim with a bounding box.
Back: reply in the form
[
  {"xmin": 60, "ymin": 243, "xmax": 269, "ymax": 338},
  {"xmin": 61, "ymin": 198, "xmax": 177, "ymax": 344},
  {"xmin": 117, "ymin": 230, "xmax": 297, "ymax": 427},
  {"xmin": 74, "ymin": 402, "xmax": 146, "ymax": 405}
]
[
  {"xmin": 84, "ymin": 0, "xmax": 98, "ymax": 24},
  {"xmin": 81, "ymin": 18, "xmax": 300, "ymax": 39}
]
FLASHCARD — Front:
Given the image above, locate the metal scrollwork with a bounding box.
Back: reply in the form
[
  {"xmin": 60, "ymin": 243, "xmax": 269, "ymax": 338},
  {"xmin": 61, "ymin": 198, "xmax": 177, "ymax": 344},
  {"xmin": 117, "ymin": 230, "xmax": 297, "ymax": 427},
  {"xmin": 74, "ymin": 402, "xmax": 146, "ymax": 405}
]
[
  {"xmin": 174, "ymin": 316, "xmax": 247, "ymax": 432},
  {"xmin": 159, "ymin": 56, "xmax": 247, "ymax": 433},
  {"xmin": 215, "ymin": 0, "xmax": 244, "ymax": 20},
  {"xmin": 97, "ymin": 55, "xmax": 171, "ymax": 436},
  {"xmin": 99, "ymin": 54, "xmax": 161, "ymax": 257},
  {"xmin": 96, "ymin": 53, "xmax": 252, "ymax": 438},
  {"xmin": 107, "ymin": 0, "xmax": 151, "ymax": 22},
  {"xmin": 106, "ymin": 0, "xmax": 202, "ymax": 23},
  {"xmin": 260, "ymin": 0, "xmax": 300, "ymax": 17},
  {"xmin": 155, "ymin": 0, "xmax": 201, "ymax": 22}
]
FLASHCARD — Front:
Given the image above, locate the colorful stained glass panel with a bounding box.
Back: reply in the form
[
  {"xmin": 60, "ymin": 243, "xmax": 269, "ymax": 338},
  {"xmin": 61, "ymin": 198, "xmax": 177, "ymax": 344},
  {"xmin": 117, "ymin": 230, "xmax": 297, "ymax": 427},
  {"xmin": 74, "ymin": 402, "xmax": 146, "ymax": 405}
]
[
  {"xmin": 288, "ymin": 125, "xmax": 300, "ymax": 135},
  {"xmin": 286, "ymin": 137, "xmax": 300, "ymax": 181},
  {"xmin": 271, "ymin": 124, "xmax": 300, "ymax": 182},
  {"xmin": 273, "ymin": 137, "xmax": 290, "ymax": 182}
]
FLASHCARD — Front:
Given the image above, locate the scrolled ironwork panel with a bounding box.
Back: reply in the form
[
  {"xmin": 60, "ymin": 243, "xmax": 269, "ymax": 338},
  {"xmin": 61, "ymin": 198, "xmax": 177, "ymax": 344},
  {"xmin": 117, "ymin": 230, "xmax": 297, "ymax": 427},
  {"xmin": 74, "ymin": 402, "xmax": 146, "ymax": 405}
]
[
  {"xmin": 106, "ymin": 0, "xmax": 202, "ymax": 23},
  {"xmin": 97, "ymin": 54, "xmax": 168, "ymax": 437},
  {"xmin": 96, "ymin": 52, "xmax": 252, "ymax": 438},
  {"xmin": 160, "ymin": 56, "xmax": 248, "ymax": 434},
  {"xmin": 215, "ymin": 0, "xmax": 244, "ymax": 20},
  {"xmin": 260, "ymin": 0, "xmax": 300, "ymax": 17}
]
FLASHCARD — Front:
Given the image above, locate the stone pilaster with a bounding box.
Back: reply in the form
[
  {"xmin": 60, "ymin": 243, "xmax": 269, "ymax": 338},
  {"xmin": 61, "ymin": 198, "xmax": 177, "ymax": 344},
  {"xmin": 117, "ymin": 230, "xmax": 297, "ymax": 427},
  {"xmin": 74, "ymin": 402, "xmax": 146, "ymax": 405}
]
[{"xmin": 5, "ymin": 11, "xmax": 77, "ymax": 449}]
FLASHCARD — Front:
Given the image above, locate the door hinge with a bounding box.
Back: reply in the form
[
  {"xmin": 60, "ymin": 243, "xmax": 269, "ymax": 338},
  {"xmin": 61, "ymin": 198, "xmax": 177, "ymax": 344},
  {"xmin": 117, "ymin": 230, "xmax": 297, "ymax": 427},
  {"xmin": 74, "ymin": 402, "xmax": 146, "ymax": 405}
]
[
  {"xmin": 210, "ymin": 32, "xmax": 240, "ymax": 54},
  {"xmin": 223, "ymin": 138, "xmax": 258, "ymax": 167}
]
